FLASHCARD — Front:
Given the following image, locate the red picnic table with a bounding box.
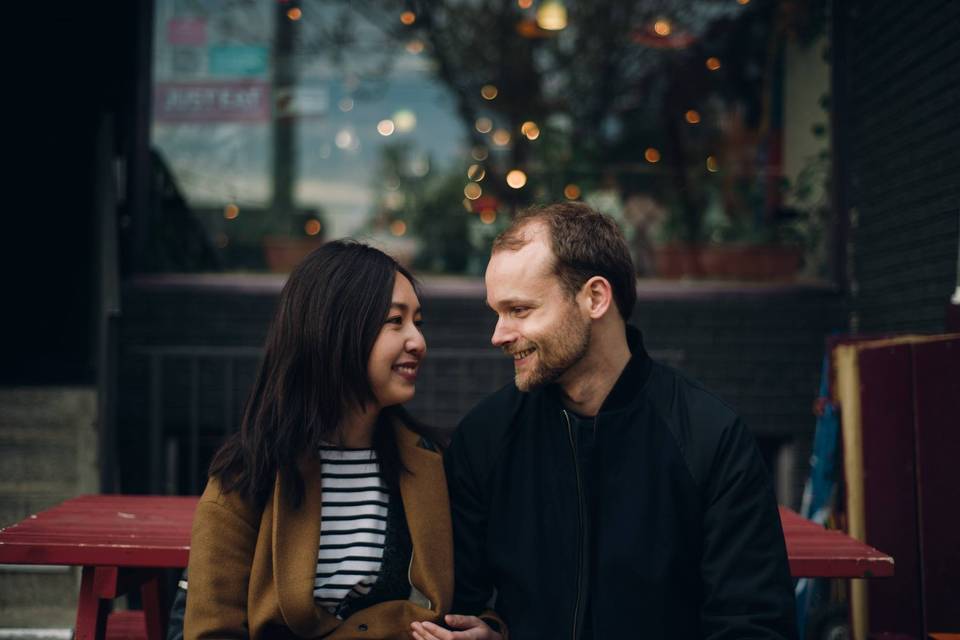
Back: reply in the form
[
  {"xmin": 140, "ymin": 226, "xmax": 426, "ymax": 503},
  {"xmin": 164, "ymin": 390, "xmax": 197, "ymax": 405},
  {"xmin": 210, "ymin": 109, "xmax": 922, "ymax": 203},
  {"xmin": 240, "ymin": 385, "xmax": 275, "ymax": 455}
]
[{"xmin": 0, "ymin": 495, "xmax": 894, "ymax": 640}]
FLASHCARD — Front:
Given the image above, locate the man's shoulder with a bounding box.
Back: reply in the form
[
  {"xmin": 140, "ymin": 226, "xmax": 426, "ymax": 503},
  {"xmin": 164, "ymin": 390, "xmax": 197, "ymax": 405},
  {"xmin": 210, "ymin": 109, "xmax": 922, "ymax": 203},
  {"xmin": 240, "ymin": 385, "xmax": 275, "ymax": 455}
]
[
  {"xmin": 643, "ymin": 360, "xmax": 749, "ymax": 486},
  {"xmin": 645, "ymin": 359, "xmax": 740, "ymax": 432},
  {"xmin": 458, "ymin": 381, "xmax": 524, "ymax": 438}
]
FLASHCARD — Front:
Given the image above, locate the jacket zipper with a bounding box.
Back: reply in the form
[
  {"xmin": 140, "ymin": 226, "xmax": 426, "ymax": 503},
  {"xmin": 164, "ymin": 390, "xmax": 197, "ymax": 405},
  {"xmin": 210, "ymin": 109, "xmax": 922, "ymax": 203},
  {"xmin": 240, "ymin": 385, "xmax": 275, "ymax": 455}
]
[{"xmin": 564, "ymin": 410, "xmax": 585, "ymax": 640}]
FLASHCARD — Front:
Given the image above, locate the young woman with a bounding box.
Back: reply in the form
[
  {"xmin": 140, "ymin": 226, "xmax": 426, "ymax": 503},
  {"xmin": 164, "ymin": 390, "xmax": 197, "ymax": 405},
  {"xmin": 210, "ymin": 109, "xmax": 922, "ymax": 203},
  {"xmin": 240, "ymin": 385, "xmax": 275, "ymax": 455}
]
[{"xmin": 184, "ymin": 241, "xmax": 457, "ymax": 640}]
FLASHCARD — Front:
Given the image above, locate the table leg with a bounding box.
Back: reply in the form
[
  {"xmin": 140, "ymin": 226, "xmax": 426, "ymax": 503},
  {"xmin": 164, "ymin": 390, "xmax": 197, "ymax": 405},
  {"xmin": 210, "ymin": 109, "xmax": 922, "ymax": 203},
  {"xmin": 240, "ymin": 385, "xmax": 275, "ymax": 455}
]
[
  {"xmin": 75, "ymin": 566, "xmax": 109, "ymax": 640},
  {"xmin": 141, "ymin": 572, "xmax": 168, "ymax": 640}
]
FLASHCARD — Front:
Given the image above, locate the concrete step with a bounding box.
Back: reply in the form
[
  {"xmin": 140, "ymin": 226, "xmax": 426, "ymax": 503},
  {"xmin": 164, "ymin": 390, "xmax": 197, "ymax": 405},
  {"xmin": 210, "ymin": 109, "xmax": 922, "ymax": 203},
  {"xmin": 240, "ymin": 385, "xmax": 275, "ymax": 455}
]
[{"xmin": 0, "ymin": 387, "xmax": 98, "ymax": 631}]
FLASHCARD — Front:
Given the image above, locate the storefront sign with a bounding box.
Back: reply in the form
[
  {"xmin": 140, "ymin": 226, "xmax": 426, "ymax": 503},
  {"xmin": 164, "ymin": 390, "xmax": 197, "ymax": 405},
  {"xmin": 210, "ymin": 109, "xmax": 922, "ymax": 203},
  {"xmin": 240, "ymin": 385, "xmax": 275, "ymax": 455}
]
[
  {"xmin": 209, "ymin": 45, "xmax": 269, "ymax": 77},
  {"xmin": 154, "ymin": 81, "xmax": 271, "ymax": 122}
]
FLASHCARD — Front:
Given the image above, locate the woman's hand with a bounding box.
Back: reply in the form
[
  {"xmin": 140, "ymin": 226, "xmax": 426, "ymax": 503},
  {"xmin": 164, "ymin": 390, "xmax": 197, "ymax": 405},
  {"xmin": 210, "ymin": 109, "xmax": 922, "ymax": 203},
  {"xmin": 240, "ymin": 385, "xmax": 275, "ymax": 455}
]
[{"xmin": 410, "ymin": 615, "xmax": 502, "ymax": 640}]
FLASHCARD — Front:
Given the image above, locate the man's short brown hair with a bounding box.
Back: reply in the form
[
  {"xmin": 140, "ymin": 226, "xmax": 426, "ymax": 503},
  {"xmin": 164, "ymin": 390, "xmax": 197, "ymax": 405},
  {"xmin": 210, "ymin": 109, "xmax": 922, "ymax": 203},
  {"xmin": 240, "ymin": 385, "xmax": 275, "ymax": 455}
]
[{"xmin": 492, "ymin": 202, "xmax": 636, "ymax": 320}]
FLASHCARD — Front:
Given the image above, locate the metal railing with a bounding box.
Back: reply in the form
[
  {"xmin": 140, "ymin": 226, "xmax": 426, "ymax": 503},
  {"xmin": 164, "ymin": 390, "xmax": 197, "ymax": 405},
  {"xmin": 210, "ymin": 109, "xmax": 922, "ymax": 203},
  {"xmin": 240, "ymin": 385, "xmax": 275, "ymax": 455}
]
[{"xmin": 127, "ymin": 345, "xmax": 683, "ymax": 495}]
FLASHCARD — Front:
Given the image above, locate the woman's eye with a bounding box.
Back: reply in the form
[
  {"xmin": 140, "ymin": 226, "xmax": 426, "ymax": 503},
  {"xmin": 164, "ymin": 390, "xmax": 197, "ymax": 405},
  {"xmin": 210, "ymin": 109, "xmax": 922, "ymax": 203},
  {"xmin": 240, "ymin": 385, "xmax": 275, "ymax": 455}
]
[
  {"xmin": 414, "ymin": 319, "xmax": 424, "ymax": 327},
  {"xmin": 386, "ymin": 316, "xmax": 402, "ymax": 325}
]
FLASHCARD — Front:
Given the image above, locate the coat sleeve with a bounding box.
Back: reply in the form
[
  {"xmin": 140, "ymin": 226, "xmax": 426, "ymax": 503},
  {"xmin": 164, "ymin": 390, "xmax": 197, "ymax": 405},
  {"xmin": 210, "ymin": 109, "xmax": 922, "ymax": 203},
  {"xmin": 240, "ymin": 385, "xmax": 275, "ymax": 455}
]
[
  {"xmin": 699, "ymin": 419, "xmax": 798, "ymax": 640},
  {"xmin": 184, "ymin": 479, "xmax": 260, "ymax": 640}
]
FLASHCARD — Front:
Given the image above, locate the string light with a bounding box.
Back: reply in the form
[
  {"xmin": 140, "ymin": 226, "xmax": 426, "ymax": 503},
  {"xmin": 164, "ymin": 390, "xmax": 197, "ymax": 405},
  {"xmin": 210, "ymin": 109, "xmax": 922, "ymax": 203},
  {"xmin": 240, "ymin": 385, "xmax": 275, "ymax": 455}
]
[
  {"xmin": 464, "ymin": 183, "xmax": 482, "ymax": 200},
  {"xmin": 481, "ymin": 85, "xmax": 499, "ymax": 100},
  {"xmin": 405, "ymin": 40, "xmax": 424, "ymax": 54},
  {"xmin": 480, "ymin": 210, "xmax": 497, "ymax": 224},
  {"xmin": 223, "ymin": 203, "xmax": 239, "ymax": 219},
  {"xmin": 521, "ymin": 121, "xmax": 540, "ymax": 140},
  {"xmin": 492, "ymin": 129, "xmax": 511, "ymax": 146},
  {"xmin": 518, "ymin": 0, "xmax": 533, "ymax": 8},
  {"xmin": 706, "ymin": 156, "xmax": 719, "ymax": 172},
  {"xmin": 286, "ymin": 7, "xmax": 302, "ymax": 21},
  {"xmin": 304, "ymin": 219, "xmax": 322, "ymax": 236},
  {"xmin": 377, "ymin": 119, "xmax": 396, "ymax": 136},
  {"xmin": 644, "ymin": 148, "xmax": 661, "ymax": 163},
  {"xmin": 706, "ymin": 57, "xmax": 721, "ymax": 71},
  {"xmin": 685, "ymin": 110, "xmax": 701, "ymax": 124},
  {"xmin": 475, "ymin": 117, "xmax": 493, "ymax": 133},
  {"xmin": 563, "ymin": 184, "xmax": 581, "ymax": 199},
  {"xmin": 471, "ymin": 146, "xmax": 489, "ymax": 161},
  {"xmin": 467, "ymin": 164, "xmax": 486, "ymax": 181},
  {"xmin": 536, "ymin": 0, "xmax": 567, "ymax": 30},
  {"xmin": 400, "ymin": 11, "xmax": 416, "ymax": 25},
  {"xmin": 653, "ymin": 19, "xmax": 671, "ymax": 36},
  {"xmin": 506, "ymin": 169, "xmax": 527, "ymax": 189},
  {"xmin": 390, "ymin": 220, "xmax": 407, "ymax": 236}
]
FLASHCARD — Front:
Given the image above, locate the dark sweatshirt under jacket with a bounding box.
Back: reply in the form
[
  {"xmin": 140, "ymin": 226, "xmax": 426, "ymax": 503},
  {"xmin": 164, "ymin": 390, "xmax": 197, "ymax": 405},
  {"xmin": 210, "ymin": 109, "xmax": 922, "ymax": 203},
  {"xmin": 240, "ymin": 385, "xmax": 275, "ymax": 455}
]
[{"xmin": 445, "ymin": 325, "xmax": 798, "ymax": 640}]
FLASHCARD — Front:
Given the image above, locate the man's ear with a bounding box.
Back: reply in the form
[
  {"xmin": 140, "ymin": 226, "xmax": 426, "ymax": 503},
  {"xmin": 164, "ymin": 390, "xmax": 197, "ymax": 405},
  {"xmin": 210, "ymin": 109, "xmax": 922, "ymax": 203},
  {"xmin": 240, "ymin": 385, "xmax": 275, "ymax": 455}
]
[{"xmin": 580, "ymin": 276, "xmax": 613, "ymax": 319}]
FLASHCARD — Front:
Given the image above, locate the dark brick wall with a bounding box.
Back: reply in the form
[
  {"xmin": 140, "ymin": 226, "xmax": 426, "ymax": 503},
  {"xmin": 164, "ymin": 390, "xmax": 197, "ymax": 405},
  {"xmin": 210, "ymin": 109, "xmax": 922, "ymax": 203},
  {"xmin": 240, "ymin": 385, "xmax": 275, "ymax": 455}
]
[
  {"xmin": 838, "ymin": 0, "xmax": 960, "ymax": 333},
  {"xmin": 116, "ymin": 276, "xmax": 843, "ymax": 503}
]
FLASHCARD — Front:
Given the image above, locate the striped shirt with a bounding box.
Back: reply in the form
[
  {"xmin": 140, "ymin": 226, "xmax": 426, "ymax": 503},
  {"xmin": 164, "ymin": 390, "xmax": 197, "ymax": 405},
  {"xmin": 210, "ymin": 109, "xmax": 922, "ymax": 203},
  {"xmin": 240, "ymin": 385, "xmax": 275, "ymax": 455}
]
[{"xmin": 313, "ymin": 446, "xmax": 389, "ymax": 615}]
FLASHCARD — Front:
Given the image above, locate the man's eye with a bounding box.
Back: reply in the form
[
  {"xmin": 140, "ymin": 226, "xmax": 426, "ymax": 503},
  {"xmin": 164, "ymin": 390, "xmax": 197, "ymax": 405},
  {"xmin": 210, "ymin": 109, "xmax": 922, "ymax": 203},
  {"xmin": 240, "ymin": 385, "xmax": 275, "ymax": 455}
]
[{"xmin": 512, "ymin": 307, "xmax": 529, "ymax": 315}]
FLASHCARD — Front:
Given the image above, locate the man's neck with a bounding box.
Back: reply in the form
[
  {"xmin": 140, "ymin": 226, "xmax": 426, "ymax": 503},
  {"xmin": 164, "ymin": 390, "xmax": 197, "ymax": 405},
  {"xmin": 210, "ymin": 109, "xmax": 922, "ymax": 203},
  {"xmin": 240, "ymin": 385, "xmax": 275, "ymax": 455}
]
[{"xmin": 557, "ymin": 327, "xmax": 631, "ymax": 417}]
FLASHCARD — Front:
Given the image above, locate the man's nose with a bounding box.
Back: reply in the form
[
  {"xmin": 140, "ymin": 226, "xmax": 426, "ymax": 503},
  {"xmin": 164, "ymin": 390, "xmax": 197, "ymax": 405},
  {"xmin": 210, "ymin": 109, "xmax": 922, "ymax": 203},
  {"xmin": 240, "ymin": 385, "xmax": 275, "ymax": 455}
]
[{"xmin": 491, "ymin": 316, "xmax": 514, "ymax": 348}]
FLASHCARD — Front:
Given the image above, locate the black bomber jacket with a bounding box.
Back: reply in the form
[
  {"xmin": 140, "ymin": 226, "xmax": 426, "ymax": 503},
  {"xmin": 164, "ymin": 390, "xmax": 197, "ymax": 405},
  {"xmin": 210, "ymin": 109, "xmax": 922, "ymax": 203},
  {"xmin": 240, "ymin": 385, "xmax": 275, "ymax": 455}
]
[{"xmin": 445, "ymin": 326, "xmax": 798, "ymax": 640}]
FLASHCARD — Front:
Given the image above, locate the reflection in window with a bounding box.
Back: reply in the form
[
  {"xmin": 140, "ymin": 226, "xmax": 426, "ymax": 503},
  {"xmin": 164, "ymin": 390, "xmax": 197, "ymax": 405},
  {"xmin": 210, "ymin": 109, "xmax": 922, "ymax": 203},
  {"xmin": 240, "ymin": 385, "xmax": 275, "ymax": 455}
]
[{"xmin": 151, "ymin": 0, "xmax": 831, "ymax": 281}]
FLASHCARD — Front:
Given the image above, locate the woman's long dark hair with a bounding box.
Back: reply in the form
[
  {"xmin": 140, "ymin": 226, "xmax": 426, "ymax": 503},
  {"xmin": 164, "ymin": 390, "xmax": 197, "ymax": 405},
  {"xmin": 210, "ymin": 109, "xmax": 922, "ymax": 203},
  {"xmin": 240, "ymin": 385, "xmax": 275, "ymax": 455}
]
[{"xmin": 209, "ymin": 240, "xmax": 434, "ymax": 509}]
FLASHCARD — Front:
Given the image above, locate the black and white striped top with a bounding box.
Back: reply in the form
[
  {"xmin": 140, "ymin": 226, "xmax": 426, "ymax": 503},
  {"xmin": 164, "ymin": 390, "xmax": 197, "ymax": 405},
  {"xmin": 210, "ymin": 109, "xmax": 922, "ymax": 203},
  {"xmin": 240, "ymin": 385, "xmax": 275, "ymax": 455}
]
[{"xmin": 313, "ymin": 446, "xmax": 389, "ymax": 614}]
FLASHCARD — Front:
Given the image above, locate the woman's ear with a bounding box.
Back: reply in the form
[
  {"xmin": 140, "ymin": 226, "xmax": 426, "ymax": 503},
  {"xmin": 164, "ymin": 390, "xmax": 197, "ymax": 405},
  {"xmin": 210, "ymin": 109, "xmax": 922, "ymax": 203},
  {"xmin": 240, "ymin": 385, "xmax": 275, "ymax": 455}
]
[{"xmin": 580, "ymin": 276, "xmax": 613, "ymax": 319}]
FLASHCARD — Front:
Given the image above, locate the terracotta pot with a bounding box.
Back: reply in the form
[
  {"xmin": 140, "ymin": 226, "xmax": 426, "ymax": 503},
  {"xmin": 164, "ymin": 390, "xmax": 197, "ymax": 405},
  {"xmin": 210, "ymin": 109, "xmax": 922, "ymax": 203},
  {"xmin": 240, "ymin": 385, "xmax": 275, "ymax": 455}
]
[
  {"xmin": 654, "ymin": 244, "xmax": 801, "ymax": 281},
  {"xmin": 653, "ymin": 244, "xmax": 704, "ymax": 278},
  {"xmin": 262, "ymin": 236, "xmax": 325, "ymax": 273}
]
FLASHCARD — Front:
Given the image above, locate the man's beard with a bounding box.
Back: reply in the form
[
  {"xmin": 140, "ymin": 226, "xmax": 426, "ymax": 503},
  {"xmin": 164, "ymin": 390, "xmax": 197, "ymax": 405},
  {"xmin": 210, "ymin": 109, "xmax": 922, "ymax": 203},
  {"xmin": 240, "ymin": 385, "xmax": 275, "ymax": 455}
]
[{"xmin": 514, "ymin": 311, "xmax": 591, "ymax": 392}]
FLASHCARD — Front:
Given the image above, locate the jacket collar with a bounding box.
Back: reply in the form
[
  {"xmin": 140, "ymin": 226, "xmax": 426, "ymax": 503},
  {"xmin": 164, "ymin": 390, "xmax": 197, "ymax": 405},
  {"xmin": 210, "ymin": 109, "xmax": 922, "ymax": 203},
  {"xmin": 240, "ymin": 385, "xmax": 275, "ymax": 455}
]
[
  {"xmin": 543, "ymin": 324, "xmax": 653, "ymax": 415},
  {"xmin": 273, "ymin": 421, "xmax": 452, "ymax": 637}
]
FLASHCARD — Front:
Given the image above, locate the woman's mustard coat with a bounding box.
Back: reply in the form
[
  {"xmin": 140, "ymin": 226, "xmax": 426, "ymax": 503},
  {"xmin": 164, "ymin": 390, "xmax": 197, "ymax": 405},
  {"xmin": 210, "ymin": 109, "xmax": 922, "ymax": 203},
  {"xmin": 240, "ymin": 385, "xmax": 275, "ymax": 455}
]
[{"xmin": 185, "ymin": 423, "xmax": 453, "ymax": 640}]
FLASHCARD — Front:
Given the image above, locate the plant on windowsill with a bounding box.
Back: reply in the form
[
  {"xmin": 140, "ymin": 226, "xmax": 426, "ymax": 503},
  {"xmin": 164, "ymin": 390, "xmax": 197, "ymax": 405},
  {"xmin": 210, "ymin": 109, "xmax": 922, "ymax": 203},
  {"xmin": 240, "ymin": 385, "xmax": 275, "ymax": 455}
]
[{"xmin": 261, "ymin": 207, "xmax": 328, "ymax": 273}]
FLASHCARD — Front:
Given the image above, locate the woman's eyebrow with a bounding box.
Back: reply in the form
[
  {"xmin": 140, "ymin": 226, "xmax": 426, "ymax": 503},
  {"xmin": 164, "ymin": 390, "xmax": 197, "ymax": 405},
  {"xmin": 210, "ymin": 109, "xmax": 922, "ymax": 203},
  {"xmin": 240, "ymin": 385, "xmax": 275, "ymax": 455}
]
[{"xmin": 390, "ymin": 302, "xmax": 422, "ymax": 314}]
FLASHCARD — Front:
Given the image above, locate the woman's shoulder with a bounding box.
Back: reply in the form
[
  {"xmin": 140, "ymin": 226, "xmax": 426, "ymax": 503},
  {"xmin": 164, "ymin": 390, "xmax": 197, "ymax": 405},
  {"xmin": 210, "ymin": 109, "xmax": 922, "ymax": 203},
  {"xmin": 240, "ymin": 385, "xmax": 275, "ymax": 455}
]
[{"xmin": 196, "ymin": 474, "xmax": 264, "ymax": 529}]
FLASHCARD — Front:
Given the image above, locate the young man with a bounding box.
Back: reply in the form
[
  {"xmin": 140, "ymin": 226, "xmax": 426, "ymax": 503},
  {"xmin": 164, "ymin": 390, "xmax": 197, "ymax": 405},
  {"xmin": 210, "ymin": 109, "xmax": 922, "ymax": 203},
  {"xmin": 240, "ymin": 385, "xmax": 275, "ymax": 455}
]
[{"xmin": 412, "ymin": 203, "xmax": 797, "ymax": 640}]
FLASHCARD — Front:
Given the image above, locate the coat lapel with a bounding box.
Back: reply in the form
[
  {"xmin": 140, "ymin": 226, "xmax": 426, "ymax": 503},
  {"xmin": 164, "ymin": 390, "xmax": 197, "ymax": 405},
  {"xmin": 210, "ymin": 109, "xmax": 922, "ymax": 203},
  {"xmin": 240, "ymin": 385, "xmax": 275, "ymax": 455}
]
[
  {"xmin": 273, "ymin": 452, "xmax": 340, "ymax": 638},
  {"xmin": 396, "ymin": 423, "xmax": 454, "ymax": 615}
]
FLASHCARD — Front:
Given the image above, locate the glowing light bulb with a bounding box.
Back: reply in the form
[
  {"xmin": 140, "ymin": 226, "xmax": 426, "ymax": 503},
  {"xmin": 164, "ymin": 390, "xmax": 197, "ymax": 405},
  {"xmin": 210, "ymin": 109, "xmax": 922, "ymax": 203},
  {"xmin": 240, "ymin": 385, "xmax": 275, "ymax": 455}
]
[{"xmin": 506, "ymin": 169, "xmax": 528, "ymax": 189}]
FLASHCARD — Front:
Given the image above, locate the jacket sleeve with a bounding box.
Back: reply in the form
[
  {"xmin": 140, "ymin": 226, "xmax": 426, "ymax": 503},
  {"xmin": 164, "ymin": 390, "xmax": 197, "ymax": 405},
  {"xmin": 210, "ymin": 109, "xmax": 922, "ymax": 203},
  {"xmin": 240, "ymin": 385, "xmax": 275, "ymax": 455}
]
[
  {"xmin": 184, "ymin": 479, "xmax": 260, "ymax": 640},
  {"xmin": 444, "ymin": 423, "xmax": 502, "ymax": 623},
  {"xmin": 699, "ymin": 419, "xmax": 798, "ymax": 640}
]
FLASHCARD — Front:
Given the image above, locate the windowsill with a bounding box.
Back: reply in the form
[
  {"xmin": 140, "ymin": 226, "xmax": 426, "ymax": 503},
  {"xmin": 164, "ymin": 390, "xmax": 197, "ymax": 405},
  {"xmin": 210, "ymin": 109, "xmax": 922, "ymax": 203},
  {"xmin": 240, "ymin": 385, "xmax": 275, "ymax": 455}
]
[{"xmin": 126, "ymin": 272, "xmax": 839, "ymax": 299}]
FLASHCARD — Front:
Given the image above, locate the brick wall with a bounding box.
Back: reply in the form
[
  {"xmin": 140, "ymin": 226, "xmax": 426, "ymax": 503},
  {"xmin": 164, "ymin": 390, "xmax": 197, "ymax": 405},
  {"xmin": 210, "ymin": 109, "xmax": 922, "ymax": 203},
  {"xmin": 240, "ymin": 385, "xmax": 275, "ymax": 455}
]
[{"xmin": 838, "ymin": 0, "xmax": 960, "ymax": 333}]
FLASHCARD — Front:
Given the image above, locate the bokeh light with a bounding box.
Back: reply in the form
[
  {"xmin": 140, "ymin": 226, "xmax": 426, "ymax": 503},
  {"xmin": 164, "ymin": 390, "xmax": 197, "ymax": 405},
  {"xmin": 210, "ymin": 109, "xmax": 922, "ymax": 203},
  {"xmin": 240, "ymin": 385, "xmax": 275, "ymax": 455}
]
[
  {"xmin": 400, "ymin": 11, "xmax": 416, "ymax": 25},
  {"xmin": 492, "ymin": 129, "xmax": 511, "ymax": 146},
  {"xmin": 653, "ymin": 19, "xmax": 671, "ymax": 36},
  {"xmin": 286, "ymin": 7, "xmax": 302, "ymax": 21},
  {"xmin": 467, "ymin": 164, "xmax": 486, "ymax": 181},
  {"xmin": 393, "ymin": 110, "xmax": 417, "ymax": 133},
  {"xmin": 471, "ymin": 146, "xmax": 489, "ymax": 161},
  {"xmin": 521, "ymin": 121, "xmax": 540, "ymax": 140},
  {"xmin": 464, "ymin": 183, "xmax": 482, "ymax": 200},
  {"xmin": 644, "ymin": 147, "xmax": 661, "ymax": 163},
  {"xmin": 390, "ymin": 220, "xmax": 408, "ymax": 236},
  {"xmin": 223, "ymin": 203, "xmax": 239, "ymax": 220},
  {"xmin": 506, "ymin": 169, "xmax": 528, "ymax": 189},
  {"xmin": 706, "ymin": 156, "xmax": 719, "ymax": 172},
  {"xmin": 304, "ymin": 219, "xmax": 322, "ymax": 236},
  {"xmin": 685, "ymin": 110, "xmax": 701, "ymax": 124},
  {"xmin": 563, "ymin": 184, "xmax": 581, "ymax": 199},
  {"xmin": 475, "ymin": 117, "xmax": 493, "ymax": 133},
  {"xmin": 481, "ymin": 85, "xmax": 499, "ymax": 100},
  {"xmin": 706, "ymin": 57, "xmax": 721, "ymax": 71},
  {"xmin": 405, "ymin": 40, "xmax": 424, "ymax": 54},
  {"xmin": 480, "ymin": 209, "xmax": 497, "ymax": 224},
  {"xmin": 377, "ymin": 119, "xmax": 396, "ymax": 136}
]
